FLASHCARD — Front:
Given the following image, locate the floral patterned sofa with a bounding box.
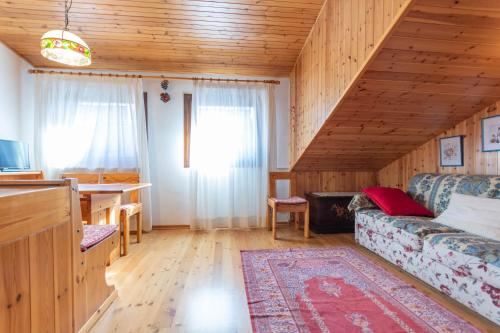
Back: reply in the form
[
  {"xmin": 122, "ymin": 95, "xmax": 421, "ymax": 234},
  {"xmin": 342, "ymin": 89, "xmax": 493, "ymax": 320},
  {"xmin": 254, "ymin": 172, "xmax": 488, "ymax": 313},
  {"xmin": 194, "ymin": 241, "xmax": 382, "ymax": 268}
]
[{"xmin": 351, "ymin": 173, "xmax": 500, "ymax": 324}]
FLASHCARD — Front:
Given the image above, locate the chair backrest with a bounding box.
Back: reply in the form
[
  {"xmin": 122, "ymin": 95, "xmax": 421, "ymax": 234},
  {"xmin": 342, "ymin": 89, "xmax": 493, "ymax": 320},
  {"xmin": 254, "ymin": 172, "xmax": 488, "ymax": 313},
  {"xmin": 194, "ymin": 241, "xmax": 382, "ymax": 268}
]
[
  {"xmin": 102, "ymin": 172, "xmax": 140, "ymax": 203},
  {"xmin": 102, "ymin": 172, "xmax": 140, "ymax": 184},
  {"xmin": 61, "ymin": 172, "xmax": 100, "ymax": 184},
  {"xmin": 408, "ymin": 173, "xmax": 500, "ymax": 215},
  {"xmin": 269, "ymin": 171, "xmax": 297, "ymax": 199},
  {"xmin": 0, "ymin": 171, "xmax": 44, "ymax": 180}
]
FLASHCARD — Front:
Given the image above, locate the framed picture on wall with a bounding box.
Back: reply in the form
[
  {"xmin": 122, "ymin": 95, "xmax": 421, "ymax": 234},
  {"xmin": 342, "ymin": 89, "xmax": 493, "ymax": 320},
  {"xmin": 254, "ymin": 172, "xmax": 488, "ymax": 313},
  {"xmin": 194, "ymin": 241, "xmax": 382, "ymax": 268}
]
[
  {"xmin": 482, "ymin": 115, "xmax": 500, "ymax": 152},
  {"xmin": 440, "ymin": 136, "xmax": 464, "ymax": 167}
]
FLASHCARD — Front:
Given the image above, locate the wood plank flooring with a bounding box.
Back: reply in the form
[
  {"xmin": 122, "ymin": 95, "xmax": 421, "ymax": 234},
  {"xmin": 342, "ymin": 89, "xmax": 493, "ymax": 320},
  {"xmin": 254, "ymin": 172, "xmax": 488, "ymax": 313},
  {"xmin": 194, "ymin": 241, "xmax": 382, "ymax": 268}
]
[{"xmin": 89, "ymin": 227, "xmax": 498, "ymax": 332}]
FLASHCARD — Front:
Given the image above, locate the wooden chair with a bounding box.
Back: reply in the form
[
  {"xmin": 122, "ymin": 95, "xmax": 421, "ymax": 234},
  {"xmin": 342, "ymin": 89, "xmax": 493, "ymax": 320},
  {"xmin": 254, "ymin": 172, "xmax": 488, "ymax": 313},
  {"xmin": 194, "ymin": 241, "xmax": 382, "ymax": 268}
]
[
  {"xmin": 0, "ymin": 170, "xmax": 44, "ymax": 180},
  {"xmin": 102, "ymin": 172, "xmax": 142, "ymax": 256},
  {"xmin": 61, "ymin": 172, "xmax": 100, "ymax": 184},
  {"xmin": 61, "ymin": 173, "xmax": 102, "ymax": 225},
  {"xmin": 267, "ymin": 171, "xmax": 310, "ymax": 239}
]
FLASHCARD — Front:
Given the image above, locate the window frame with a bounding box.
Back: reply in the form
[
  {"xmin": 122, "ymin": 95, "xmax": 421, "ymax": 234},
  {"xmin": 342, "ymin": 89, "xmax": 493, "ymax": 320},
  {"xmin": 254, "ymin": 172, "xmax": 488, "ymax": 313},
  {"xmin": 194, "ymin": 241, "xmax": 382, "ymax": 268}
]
[{"xmin": 184, "ymin": 93, "xmax": 192, "ymax": 168}]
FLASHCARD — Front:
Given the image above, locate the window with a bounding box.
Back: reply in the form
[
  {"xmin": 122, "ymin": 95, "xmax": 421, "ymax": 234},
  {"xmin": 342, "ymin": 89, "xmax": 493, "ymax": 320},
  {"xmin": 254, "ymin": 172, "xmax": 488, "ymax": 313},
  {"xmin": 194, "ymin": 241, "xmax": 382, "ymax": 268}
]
[
  {"xmin": 184, "ymin": 94, "xmax": 192, "ymax": 168},
  {"xmin": 184, "ymin": 94, "xmax": 265, "ymax": 170},
  {"xmin": 43, "ymin": 101, "xmax": 139, "ymax": 170},
  {"xmin": 188, "ymin": 81, "xmax": 271, "ymax": 229},
  {"xmin": 192, "ymin": 105, "xmax": 258, "ymax": 170}
]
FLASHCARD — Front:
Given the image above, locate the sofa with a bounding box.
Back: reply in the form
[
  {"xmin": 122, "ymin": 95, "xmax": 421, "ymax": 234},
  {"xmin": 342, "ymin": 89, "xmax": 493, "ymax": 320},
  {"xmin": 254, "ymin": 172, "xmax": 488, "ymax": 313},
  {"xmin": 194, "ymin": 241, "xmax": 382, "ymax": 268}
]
[{"xmin": 351, "ymin": 173, "xmax": 500, "ymax": 324}]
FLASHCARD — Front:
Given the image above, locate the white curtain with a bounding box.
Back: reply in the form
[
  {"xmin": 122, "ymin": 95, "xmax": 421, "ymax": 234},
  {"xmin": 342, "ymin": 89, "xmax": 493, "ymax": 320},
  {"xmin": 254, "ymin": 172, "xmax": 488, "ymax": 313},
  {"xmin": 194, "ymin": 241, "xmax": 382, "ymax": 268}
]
[
  {"xmin": 190, "ymin": 81, "xmax": 276, "ymax": 229},
  {"xmin": 34, "ymin": 74, "xmax": 152, "ymax": 231}
]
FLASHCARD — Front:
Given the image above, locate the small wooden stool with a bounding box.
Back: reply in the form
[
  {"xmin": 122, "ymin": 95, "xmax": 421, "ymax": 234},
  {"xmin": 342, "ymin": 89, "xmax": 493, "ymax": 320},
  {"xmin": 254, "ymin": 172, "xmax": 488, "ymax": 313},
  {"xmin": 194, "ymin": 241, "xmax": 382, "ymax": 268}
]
[
  {"xmin": 103, "ymin": 173, "xmax": 143, "ymax": 256},
  {"xmin": 267, "ymin": 171, "xmax": 310, "ymax": 239},
  {"xmin": 119, "ymin": 203, "xmax": 143, "ymax": 256}
]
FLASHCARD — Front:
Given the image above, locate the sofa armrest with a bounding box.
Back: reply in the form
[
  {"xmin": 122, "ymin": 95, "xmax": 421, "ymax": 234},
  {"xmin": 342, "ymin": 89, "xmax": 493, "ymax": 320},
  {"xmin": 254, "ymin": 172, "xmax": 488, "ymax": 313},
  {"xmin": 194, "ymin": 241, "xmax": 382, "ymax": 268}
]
[{"xmin": 348, "ymin": 193, "xmax": 378, "ymax": 212}]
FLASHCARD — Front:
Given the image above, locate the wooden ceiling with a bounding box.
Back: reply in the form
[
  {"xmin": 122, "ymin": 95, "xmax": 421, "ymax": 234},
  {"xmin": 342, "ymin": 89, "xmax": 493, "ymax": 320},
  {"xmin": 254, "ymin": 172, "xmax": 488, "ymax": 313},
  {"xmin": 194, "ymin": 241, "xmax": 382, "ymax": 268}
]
[
  {"xmin": 293, "ymin": 0, "xmax": 500, "ymax": 171},
  {"xmin": 0, "ymin": 0, "xmax": 325, "ymax": 76}
]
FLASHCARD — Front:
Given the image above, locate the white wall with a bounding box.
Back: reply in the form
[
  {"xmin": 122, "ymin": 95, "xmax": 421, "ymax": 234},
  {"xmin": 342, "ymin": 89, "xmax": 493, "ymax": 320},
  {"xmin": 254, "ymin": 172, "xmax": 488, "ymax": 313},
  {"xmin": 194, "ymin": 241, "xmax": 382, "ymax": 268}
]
[
  {"xmin": 15, "ymin": 61, "xmax": 290, "ymax": 226},
  {"xmin": 0, "ymin": 43, "xmax": 33, "ymax": 141},
  {"xmin": 19, "ymin": 62, "xmax": 36, "ymax": 166},
  {"xmin": 144, "ymin": 77, "xmax": 290, "ymax": 226}
]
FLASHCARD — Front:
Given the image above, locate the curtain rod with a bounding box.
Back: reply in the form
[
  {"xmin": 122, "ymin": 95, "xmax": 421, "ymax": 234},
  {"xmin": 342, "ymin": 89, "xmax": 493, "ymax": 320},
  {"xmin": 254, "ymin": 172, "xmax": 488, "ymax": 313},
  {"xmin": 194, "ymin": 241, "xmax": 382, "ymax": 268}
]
[{"xmin": 28, "ymin": 69, "xmax": 280, "ymax": 85}]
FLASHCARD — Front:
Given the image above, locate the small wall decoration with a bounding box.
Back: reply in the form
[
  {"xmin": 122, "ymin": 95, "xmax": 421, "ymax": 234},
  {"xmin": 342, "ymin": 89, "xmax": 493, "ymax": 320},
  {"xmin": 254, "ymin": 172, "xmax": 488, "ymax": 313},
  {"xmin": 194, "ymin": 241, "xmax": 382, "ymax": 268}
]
[
  {"xmin": 482, "ymin": 115, "xmax": 500, "ymax": 152},
  {"xmin": 440, "ymin": 136, "xmax": 464, "ymax": 167},
  {"xmin": 160, "ymin": 79, "xmax": 171, "ymax": 103}
]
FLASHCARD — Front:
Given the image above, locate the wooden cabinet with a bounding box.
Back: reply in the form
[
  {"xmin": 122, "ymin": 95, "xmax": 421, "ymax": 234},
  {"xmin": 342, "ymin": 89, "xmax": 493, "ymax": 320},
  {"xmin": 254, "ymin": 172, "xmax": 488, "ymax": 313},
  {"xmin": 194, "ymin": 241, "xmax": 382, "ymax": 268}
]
[
  {"xmin": 0, "ymin": 180, "xmax": 118, "ymax": 333},
  {"xmin": 0, "ymin": 182, "xmax": 74, "ymax": 333},
  {"xmin": 305, "ymin": 192, "xmax": 357, "ymax": 234}
]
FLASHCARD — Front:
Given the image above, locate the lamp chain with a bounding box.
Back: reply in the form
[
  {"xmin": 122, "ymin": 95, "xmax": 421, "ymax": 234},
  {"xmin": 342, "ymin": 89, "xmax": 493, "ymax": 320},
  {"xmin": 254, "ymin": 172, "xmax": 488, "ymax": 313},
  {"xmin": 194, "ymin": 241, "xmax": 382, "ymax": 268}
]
[{"xmin": 64, "ymin": 0, "xmax": 73, "ymax": 31}]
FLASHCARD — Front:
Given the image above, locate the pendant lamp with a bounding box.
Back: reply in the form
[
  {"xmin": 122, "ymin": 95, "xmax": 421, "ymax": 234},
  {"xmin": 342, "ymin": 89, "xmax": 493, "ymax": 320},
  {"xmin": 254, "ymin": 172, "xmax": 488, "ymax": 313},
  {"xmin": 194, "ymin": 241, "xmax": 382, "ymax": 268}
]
[{"xmin": 41, "ymin": 0, "xmax": 91, "ymax": 66}]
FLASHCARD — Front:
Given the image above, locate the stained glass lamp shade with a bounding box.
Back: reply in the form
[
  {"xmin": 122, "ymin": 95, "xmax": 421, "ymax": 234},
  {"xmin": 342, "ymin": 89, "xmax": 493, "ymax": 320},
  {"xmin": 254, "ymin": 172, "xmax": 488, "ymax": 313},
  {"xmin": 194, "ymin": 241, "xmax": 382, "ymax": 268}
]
[{"xmin": 41, "ymin": 30, "xmax": 91, "ymax": 67}]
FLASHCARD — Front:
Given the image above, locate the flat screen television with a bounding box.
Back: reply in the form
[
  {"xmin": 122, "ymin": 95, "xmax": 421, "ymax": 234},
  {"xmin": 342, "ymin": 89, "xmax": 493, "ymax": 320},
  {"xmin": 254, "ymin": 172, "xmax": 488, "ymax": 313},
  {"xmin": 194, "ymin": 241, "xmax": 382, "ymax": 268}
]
[{"xmin": 0, "ymin": 139, "xmax": 30, "ymax": 171}]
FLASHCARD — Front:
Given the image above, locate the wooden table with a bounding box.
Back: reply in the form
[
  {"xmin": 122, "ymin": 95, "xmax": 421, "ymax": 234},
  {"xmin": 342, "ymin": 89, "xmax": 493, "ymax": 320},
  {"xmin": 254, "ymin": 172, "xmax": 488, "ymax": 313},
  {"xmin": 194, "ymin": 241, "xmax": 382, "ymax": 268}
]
[
  {"xmin": 78, "ymin": 183, "xmax": 151, "ymax": 225},
  {"xmin": 78, "ymin": 183, "xmax": 152, "ymax": 195}
]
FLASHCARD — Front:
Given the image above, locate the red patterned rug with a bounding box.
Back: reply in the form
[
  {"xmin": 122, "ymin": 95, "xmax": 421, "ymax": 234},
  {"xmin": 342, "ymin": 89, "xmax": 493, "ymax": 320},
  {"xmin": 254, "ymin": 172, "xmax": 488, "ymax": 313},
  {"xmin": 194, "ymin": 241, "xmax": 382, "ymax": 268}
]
[{"xmin": 241, "ymin": 247, "xmax": 479, "ymax": 333}]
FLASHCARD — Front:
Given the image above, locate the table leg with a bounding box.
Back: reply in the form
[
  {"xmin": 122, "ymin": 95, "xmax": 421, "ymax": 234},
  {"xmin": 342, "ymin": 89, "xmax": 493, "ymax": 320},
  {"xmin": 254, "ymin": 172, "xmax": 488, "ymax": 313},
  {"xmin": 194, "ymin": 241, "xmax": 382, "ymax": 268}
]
[
  {"xmin": 121, "ymin": 211, "xmax": 130, "ymax": 256},
  {"xmin": 304, "ymin": 204, "xmax": 310, "ymax": 239},
  {"xmin": 105, "ymin": 207, "xmax": 111, "ymax": 225},
  {"xmin": 137, "ymin": 212, "xmax": 143, "ymax": 243},
  {"xmin": 80, "ymin": 194, "xmax": 92, "ymax": 224},
  {"xmin": 272, "ymin": 207, "xmax": 277, "ymax": 240},
  {"xmin": 266, "ymin": 205, "xmax": 271, "ymax": 231}
]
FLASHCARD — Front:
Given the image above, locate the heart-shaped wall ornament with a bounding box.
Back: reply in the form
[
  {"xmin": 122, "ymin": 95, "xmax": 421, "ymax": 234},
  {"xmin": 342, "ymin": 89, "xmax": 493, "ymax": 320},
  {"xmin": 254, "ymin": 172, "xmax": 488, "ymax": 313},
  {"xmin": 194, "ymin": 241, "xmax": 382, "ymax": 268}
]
[
  {"xmin": 160, "ymin": 92, "xmax": 171, "ymax": 103},
  {"xmin": 160, "ymin": 79, "xmax": 170, "ymax": 103}
]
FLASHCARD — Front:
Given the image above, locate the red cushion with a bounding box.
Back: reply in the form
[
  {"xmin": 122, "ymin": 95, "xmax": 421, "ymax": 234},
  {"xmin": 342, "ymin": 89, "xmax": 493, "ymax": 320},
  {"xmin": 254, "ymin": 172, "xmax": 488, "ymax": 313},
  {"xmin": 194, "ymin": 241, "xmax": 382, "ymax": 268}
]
[{"xmin": 362, "ymin": 187, "xmax": 434, "ymax": 217}]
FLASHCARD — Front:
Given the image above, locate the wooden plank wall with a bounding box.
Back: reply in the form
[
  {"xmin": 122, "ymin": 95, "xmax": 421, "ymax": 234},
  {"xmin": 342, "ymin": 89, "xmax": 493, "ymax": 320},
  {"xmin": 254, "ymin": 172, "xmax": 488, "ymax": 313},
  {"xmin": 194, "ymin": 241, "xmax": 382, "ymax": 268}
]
[
  {"xmin": 290, "ymin": 1, "xmax": 500, "ymax": 171},
  {"xmin": 378, "ymin": 102, "xmax": 500, "ymax": 190},
  {"xmin": 295, "ymin": 171, "xmax": 377, "ymax": 196},
  {"xmin": 289, "ymin": 0, "xmax": 411, "ymax": 165}
]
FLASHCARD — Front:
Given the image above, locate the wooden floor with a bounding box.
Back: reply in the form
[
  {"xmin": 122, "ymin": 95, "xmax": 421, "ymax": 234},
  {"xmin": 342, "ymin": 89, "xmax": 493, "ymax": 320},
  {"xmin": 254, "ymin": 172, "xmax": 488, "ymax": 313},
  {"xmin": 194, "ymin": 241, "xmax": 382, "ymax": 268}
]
[{"xmin": 90, "ymin": 226, "xmax": 498, "ymax": 333}]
